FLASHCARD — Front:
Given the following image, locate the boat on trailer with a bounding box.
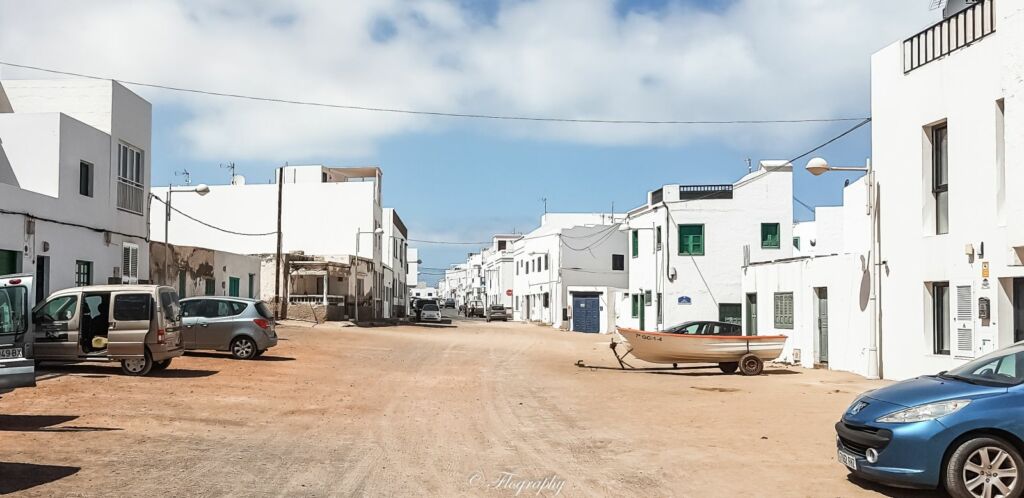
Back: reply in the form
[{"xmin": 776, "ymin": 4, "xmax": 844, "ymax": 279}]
[{"xmin": 612, "ymin": 325, "xmax": 788, "ymax": 375}]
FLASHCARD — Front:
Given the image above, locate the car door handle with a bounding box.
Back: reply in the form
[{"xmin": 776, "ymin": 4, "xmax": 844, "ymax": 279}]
[{"xmin": 200, "ymin": 323, "xmax": 209, "ymax": 327}]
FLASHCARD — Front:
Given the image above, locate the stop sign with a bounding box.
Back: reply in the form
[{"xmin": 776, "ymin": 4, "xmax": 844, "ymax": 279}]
[{"xmin": 505, "ymin": 289, "xmax": 513, "ymax": 297}]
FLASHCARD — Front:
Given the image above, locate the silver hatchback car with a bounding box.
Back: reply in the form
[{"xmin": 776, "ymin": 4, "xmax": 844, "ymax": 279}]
[{"xmin": 179, "ymin": 297, "xmax": 278, "ymax": 360}]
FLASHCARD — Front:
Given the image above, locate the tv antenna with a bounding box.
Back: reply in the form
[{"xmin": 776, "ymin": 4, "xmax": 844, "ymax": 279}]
[
  {"xmin": 220, "ymin": 162, "xmax": 237, "ymax": 183},
  {"xmin": 541, "ymin": 197, "xmax": 548, "ymax": 214},
  {"xmin": 174, "ymin": 169, "xmax": 191, "ymax": 185}
]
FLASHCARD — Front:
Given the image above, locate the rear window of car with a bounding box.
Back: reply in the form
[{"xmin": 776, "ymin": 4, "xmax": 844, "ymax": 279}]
[
  {"xmin": 210, "ymin": 300, "xmax": 247, "ymax": 317},
  {"xmin": 423, "ymin": 304, "xmax": 439, "ymax": 311},
  {"xmin": 490, "ymin": 306, "xmax": 504, "ymax": 310},
  {"xmin": 255, "ymin": 302, "xmax": 273, "ymax": 319},
  {"xmin": 113, "ymin": 294, "xmax": 152, "ymax": 321},
  {"xmin": 160, "ymin": 290, "xmax": 180, "ymax": 320}
]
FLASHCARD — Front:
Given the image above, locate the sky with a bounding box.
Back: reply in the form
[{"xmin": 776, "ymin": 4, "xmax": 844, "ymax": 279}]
[{"xmin": 0, "ymin": 0, "xmax": 939, "ymax": 285}]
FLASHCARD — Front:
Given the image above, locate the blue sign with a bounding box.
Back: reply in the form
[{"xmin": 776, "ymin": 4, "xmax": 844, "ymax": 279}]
[{"xmin": 677, "ymin": 296, "xmax": 692, "ymax": 305}]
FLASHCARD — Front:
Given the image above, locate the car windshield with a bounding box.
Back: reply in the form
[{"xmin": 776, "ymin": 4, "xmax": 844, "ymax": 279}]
[
  {"xmin": 666, "ymin": 322, "xmax": 702, "ymax": 335},
  {"xmin": 423, "ymin": 304, "xmax": 439, "ymax": 311},
  {"xmin": 490, "ymin": 306, "xmax": 504, "ymax": 310},
  {"xmin": 0, "ymin": 286, "xmax": 28, "ymax": 335},
  {"xmin": 945, "ymin": 345, "xmax": 1024, "ymax": 386}
]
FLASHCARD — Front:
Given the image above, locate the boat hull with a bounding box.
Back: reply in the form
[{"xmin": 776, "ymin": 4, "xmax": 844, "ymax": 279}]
[{"xmin": 616, "ymin": 328, "xmax": 786, "ymax": 364}]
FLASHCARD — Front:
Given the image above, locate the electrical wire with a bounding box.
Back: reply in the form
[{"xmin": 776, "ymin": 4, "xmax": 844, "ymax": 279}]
[
  {"xmin": 150, "ymin": 194, "xmax": 276, "ymax": 237},
  {"xmin": 0, "ymin": 61, "xmax": 870, "ymax": 126}
]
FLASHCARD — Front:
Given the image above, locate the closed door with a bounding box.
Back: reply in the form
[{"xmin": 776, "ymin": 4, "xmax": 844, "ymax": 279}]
[
  {"xmin": 0, "ymin": 249, "xmax": 19, "ymax": 275},
  {"xmin": 745, "ymin": 293, "xmax": 758, "ymax": 336},
  {"xmin": 572, "ymin": 295, "xmax": 601, "ymax": 333},
  {"xmin": 1015, "ymin": 278, "xmax": 1024, "ymax": 343},
  {"xmin": 33, "ymin": 294, "xmax": 80, "ymax": 359},
  {"xmin": 228, "ymin": 277, "xmax": 240, "ymax": 297},
  {"xmin": 639, "ymin": 297, "xmax": 646, "ymax": 331},
  {"xmin": 108, "ymin": 292, "xmax": 152, "ymax": 357},
  {"xmin": 816, "ymin": 287, "xmax": 829, "ymax": 363}
]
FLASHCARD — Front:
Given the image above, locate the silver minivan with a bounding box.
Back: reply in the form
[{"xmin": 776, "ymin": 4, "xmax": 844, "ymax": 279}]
[
  {"xmin": 0, "ymin": 274, "xmax": 35, "ymax": 392},
  {"xmin": 179, "ymin": 297, "xmax": 277, "ymax": 359},
  {"xmin": 32, "ymin": 284, "xmax": 184, "ymax": 376}
]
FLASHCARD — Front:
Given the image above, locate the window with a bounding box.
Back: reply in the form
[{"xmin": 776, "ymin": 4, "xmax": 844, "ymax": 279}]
[
  {"xmin": 75, "ymin": 260, "xmax": 92, "ymax": 287},
  {"xmin": 793, "ymin": 237, "xmax": 801, "ymax": 250},
  {"xmin": 644, "ymin": 290, "xmax": 652, "ymax": 306},
  {"xmin": 34, "ymin": 295, "xmax": 77, "ymax": 323},
  {"xmin": 678, "ymin": 224, "xmax": 704, "ymax": 256},
  {"xmin": 543, "ymin": 292, "xmax": 549, "ymax": 308},
  {"xmin": 656, "ymin": 226, "xmax": 662, "ymax": 251},
  {"xmin": 934, "ymin": 282, "xmax": 950, "ymax": 355},
  {"xmin": 498, "ymin": 240, "xmax": 507, "ymax": 251},
  {"xmin": 761, "ymin": 223, "xmax": 781, "ymax": 249},
  {"xmin": 773, "ymin": 292, "xmax": 793, "ymax": 329},
  {"xmin": 160, "ymin": 290, "xmax": 180, "ymax": 320},
  {"xmin": 656, "ymin": 292, "xmax": 663, "ymax": 324},
  {"xmin": 932, "ymin": 124, "xmax": 949, "ymax": 234},
  {"xmin": 631, "ymin": 294, "xmax": 639, "ymax": 318},
  {"xmin": 79, "ymin": 161, "xmax": 93, "ymax": 197},
  {"xmin": 719, "ymin": 303, "xmax": 742, "ymax": 325},
  {"xmin": 612, "ymin": 254, "xmax": 625, "ymax": 271},
  {"xmin": 113, "ymin": 294, "xmax": 151, "ymax": 321},
  {"xmin": 631, "ymin": 230, "xmax": 639, "ymax": 258},
  {"xmin": 204, "ymin": 278, "xmax": 216, "ymax": 296},
  {"xmin": 516, "ymin": 262, "xmax": 520, "ymax": 275},
  {"xmin": 116, "ymin": 142, "xmax": 145, "ymax": 214},
  {"xmin": 121, "ymin": 242, "xmax": 139, "ymax": 284},
  {"xmin": 543, "ymin": 255, "xmax": 548, "ymax": 271}
]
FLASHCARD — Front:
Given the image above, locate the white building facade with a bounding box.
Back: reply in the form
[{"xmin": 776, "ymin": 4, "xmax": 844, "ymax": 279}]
[
  {"xmin": 510, "ymin": 213, "xmax": 627, "ymax": 333},
  {"xmin": 620, "ymin": 163, "xmax": 793, "ymax": 332},
  {"xmin": 870, "ymin": 0, "xmax": 1024, "ymax": 380},
  {"xmin": 0, "ymin": 79, "xmax": 152, "ymax": 299},
  {"xmin": 382, "ymin": 208, "xmax": 409, "ymax": 318},
  {"xmin": 483, "ymin": 235, "xmax": 520, "ymax": 309}
]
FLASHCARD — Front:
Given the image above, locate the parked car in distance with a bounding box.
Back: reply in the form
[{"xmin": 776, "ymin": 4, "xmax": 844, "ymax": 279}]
[
  {"xmin": 485, "ymin": 305, "xmax": 508, "ymax": 322},
  {"xmin": 445, "ymin": 299, "xmax": 456, "ymax": 309},
  {"xmin": 179, "ymin": 297, "xmax": 277, "ymax": 360},
  {"xmin": 0, "ymin": 274, "xmax": 36, "ymax": 393},
  {"xmin": 837, "ymin": 343, "xmax": 1024, "ymax": 497},
  {"xmin": 31, "ymin": 283, "xmax": 184, "ymax": 376},
  {"xmin": 665, "ymin": 321, "xmax": 742, "ymax": 336},
  {"xmin": 466, "ymin": 301, "xmax": 485, "ymax": 318},
  {"xmin": 420, "ymin": 303, "xmax": 441, "ymax": 322}
]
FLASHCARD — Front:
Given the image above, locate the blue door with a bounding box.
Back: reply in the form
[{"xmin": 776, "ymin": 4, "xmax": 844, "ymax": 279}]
[{"xmin": 572, "ymin": 294, "xmax": 601, "ymax": 333}]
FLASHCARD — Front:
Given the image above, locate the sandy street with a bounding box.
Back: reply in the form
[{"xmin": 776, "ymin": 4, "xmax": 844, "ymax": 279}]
[{"xmin": 1, "ymin": 316, "xmax": 936, "ymax": 497}]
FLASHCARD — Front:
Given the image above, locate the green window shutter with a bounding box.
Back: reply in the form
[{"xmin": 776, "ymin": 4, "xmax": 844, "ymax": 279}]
[
  {"xmin": 761, "ymin": 223, "xmax": 781, "ymax": 249},
  {"xmin": 773, "ymin": 292, "xmax": 793, "ymax": 329},
  {"xmin": 631, "ymin": 294, "xmax": 639, "ymax": 318},
  {"xmin": 631, "ymin": 230, "xmax": 639, "ymax": 258},
  {"xmin": 678, "ymin": 224, "xmax": 705, "ymax": 256}
]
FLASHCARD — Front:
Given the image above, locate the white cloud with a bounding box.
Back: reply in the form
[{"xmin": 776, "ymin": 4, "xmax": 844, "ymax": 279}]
[{"xmin": 0, "ymin": 0, "xmax": 936, "ymax": 161}]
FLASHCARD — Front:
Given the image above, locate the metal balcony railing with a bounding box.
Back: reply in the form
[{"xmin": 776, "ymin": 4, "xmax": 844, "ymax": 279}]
[
  {"xmin": 678, "ymin": 184, "xmax": 733, "ymax": 200},
  {"xmin": 116, "ymin": 178, "xmax": 145, "ymax": 215},
  {"xmin": 903, "ymin": 0, "xmax": 995, "ymax": 74}
]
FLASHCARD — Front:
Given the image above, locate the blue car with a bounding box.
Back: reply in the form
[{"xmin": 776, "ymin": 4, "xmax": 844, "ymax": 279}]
[{"xmin": 837, "ymin": 344, "xmax": 1024, "ymax": 498}]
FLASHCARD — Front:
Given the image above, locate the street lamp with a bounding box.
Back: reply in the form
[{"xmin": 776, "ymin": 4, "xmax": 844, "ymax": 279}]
[
  {"xmin": 354, "ymin": 227, "xmax": 384, "ymax": 323},
  {"xmin": 164, "ymin": 183, "xmax": 210, "ymax": 287},
  {"xmin": 805, "ymin": 157, "xmax": 881, "ymax": 379}
]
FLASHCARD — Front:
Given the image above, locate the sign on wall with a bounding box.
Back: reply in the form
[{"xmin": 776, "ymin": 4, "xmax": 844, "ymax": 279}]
[{"xmin": 677, "ymin": 296, "xmax": 692, "ymax": 305}]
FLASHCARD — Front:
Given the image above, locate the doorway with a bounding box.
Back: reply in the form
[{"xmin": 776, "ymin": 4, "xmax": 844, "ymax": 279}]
[
  {"xmin": 815, "ymin": 287, "xmax": 829, "ymax": 363},
  {"xmin": 745, "ymin": 293, "xmax": 758, "ymax": 336},
  {"xmin": 35, "ymin": 255, "xmax": 49, "ymax": 303},
  {"xmin": 1014, "ymin": 278, "xmax": 1024, "ymax": 343},
  {"xmin": 571, "ymin": 293, "xmax": 601, "ymax": 333},
  {"xmin": 0, "ymin": 249, "xmax": 19, "ymax": 275}
]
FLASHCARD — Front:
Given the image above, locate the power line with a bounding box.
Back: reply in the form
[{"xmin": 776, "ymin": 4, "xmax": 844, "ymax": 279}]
[
  {"xmin": 150, "ymin": 194, "xmax": 276, "ymax": 237},
  {"xmin": 0, "ymin": 61, "xmax": 870, "ymax": 126},
  {"xmin": 787, "ymin": 118, "xmax": 871, "ymax": 164}
]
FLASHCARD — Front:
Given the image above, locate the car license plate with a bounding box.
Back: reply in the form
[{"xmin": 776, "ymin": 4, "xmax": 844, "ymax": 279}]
[
  {"xmin": 838, "ymin": 449, "xmax": 857, "ymax": 470},
  {"xmin": 0, "ymin": 347, "xmax": 24, "ymax": 359}
]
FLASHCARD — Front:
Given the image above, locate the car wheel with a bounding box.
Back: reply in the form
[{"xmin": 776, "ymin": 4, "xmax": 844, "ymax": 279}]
[
  {"xmin": 945, "ymin": 436, "xmax": 1023, "ymax": 498},
  {"xmin": 151, "ymin": 359, "xmax": 173, "ymax": 371},
  {"xmin": 121, "ymin": 350, "xmax": 153, "ymax": 376},
  {"xmin": 738, "ymin": 354, "xmax": 764, "ymax": 376},
  {"xmin": 230, "ymin": 337, "xmax": 257, "ymax": 360},
  {"xmin": 719, "ymin": 362, "xmax": 738, "ymax": 374}
]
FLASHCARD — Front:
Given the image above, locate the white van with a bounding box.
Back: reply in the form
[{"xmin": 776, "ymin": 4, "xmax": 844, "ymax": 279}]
[{"xmin": 0, "ymin": 274, "xmax": 35, "ymax": 392}]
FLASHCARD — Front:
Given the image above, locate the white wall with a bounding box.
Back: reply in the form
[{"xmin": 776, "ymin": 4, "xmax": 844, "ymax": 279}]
[
  {"xmin": 407, "ymin": 247, "xmax": 420, "ymax": 287},
  {"xmin": 871, "ymin": 2, "xmax": 1024, "ymax": 380},
  {"xmin": 622, "ymin": 163, "xmax": 793, "ymax": 331}
]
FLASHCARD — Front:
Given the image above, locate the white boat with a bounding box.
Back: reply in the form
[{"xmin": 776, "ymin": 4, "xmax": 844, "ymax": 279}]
[{"xmin": 612, "ymin": 323, "xmax": 787, "ymax": 375}]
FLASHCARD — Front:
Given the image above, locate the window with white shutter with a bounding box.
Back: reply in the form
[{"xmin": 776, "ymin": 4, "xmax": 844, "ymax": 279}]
[{"xmin": 122, "ymin": 242, "xmax": 139, "ymax": 284}]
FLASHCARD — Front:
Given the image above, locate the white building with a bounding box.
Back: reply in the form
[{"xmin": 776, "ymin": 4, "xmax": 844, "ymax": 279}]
[
  {"xmin": 483, "ymin": 234, "xmax": 520, "ymax": 309},
  {"xmin": 382, "ymin": 208, "xmax": 409, "ymax": 318},
  {"xmin": 150, "ymin": 241, "xmax": 262, "ymax": 299},
  {"xmin": 510, "ymin": 213, "xmax": 627, "ymax": 333},
  {"xmin": 869, "ymin": 0, "xmax": 1024, "ymax": 380},
  {"xmin": 410, "ymin": 285, "xmax": 438, "ymax": 299},
  {"xmin": 152, "ymin": 165, "xmax": 390, "ymax": 319},
  {"xmin": 741, "ymin": 178, "xmax": 872, "ymax": 376},
  {"xmin": 0, "ymin": 79, "xmax": 152, "ymax": 298},
  {"xmin": 407, "ymin": 247, "xmax": 420, "ymax": 288},
  {"xmin": 619, "ymin": 162, "xmax": 793, "ymax": 332},
  {"xmin": 438, "ymin": 263, "xmax": 469, "ymax": 307}
]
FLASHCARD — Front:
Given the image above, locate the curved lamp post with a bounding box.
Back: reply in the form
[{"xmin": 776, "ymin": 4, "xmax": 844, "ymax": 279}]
[{"xmin": 165, "ymin": 183, "xmax": 210, "ymax": 288}]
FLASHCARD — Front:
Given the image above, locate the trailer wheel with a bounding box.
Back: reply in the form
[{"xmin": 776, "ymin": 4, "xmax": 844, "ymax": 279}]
[
  {"xmin": 719, "ymin": 362, "xmax": 738, "ymax": 374},
  {"xmin": 738, "ymin": 354, "xmax": 764, "ymax": 376}
]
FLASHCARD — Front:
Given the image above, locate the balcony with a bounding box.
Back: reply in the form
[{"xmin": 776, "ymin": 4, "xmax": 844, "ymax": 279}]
[
  {"xmin": 116, "ymin": 178, "xmax": 145, "ymax": 215},
  {"xmin": 903, "ymin": 0, "xmax": 995, "ymax": 74},
  {"xmin": 679, "ymin": 184, "xmax": 733, "ymax": 200}
]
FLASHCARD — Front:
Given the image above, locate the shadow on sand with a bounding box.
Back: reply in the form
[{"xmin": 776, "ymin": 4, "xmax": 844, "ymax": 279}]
[
  {"xmin": 574, "ymin": 362, "xmax": 800, "ymax": 377},
  {"xmin": 184, "ymin": 351, "xmax": 296, "ymax": 362},
  {"xmin": 0, "ymin": 462, "xmax": 80, "ymax": 494},
  {"xmin": 0, "ymin": 414, "xmax": 121, "ymax": 433}
]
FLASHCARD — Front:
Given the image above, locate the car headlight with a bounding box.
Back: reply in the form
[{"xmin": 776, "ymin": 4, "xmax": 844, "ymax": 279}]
[{"xmin": 876, "ymin": 399, "xmax": 971, "ymax": 423}]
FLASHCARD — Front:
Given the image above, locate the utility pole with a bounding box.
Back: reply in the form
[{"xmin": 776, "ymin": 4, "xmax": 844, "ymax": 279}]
[
  {"xmin": 541, "ymin": 197, "xmax": 548, "ymax": 215},
  {"xmin": 274, "ymin": 165, "xmax": 285, "ymax": 319}
]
